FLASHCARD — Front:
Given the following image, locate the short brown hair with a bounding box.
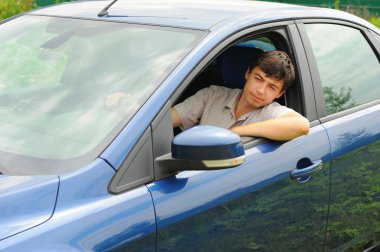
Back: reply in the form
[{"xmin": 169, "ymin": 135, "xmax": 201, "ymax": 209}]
[{"xmin": 249, "ymin": 51, "xmax": 295, "ymax": 91}]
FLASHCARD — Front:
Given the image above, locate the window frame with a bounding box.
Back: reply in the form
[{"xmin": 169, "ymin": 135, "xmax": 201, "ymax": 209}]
[
  {"xmin": 171, "ymin": 21, "xmax": 317, "ymax": 133},
  {"xmin": 161, "ymin": 22, "xmax": 323, "ymax": 165},
  {"xmin": 170, "ymin": 21, "xmax": 315, "ymax": 120},
  {"xmin": 297, "ymin": 19, "xmax": 380, "ymax": 123},
  {"xmin": 368, "ymin": 29, "xmax": 380, "ymax": 57}
]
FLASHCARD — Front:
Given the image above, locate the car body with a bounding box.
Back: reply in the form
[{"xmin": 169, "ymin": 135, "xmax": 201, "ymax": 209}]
[{"xmin": 0, "ymin": 0, "xmax": 379, "ymax": 251}]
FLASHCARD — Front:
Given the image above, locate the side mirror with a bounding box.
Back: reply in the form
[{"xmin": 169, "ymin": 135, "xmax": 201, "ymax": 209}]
[
  {"xmin": 155, "ymin": 126, "xmax": 245, "ymax": 180},
  {"xmin": 172, "ymin": 126, "xmax": 245, "ymax": 167}
]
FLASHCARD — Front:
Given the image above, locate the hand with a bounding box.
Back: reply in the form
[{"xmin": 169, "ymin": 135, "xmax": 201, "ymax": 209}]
[{"xmin": 105, "ymin": 92, "xmax": 130, "ymax": 109}]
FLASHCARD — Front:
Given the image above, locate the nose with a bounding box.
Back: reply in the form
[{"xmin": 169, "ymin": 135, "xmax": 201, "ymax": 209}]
[{"xmin": 256, "ymin": 83, "xmax": 265, "ymax": 94}]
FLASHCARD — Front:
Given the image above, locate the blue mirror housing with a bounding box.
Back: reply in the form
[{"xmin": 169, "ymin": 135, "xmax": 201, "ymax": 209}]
[
  {"xmin": 155, "ymin": 126, "xmax": 245, "ymax": 180},
  {"xmin": 172, "ymin": 126, "xmax": 245, "ymax": 167}
]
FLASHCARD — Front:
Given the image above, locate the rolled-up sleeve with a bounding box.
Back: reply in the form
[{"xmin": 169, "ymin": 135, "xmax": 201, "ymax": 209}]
[{"xmin": 174, "ymin": 87, "xmax": 211, "ymax": 130}]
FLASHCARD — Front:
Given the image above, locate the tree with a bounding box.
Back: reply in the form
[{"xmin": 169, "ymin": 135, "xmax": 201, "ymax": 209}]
[
  {"xmin": 0, "ymin": 0, "xmax": 36, "ymax": 20},
  {"xmin": 334, "ymin": 0, "xmax": 340, "ymax": 10},
  {"xmin": 323, "ymin": 86, "xmax": 356, "ymax": 114}
]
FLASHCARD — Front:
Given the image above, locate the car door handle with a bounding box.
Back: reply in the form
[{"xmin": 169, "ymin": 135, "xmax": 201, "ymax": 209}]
[{"xmin": 290, "ymin": 159, "xmax": 323, "ymax": 179}]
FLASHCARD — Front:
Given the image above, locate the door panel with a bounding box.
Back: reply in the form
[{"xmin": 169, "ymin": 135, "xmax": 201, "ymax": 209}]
[
  {"xmin": 301, "ymin": 21, "xmax": 380, "ymax": 250},
  {"xmin": 149, "ymin": 125, "xmax": 331, "ymax": 251},
  {"xmin": 322, "ymin": 106, "xmax": 380, "ymax": 251}
]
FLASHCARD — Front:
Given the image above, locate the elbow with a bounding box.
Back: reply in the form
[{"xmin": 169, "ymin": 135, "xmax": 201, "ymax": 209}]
[
  {"xmin": 300, "ymin": 126, "xmax": 310, "ymax": 136},
  {"xmin": 298, "ymin": 118, "xmax": 310, "ymax": 136},
  {"xmin": 289, "ymin": 117, "xmax": 310, "ymax": 139}
]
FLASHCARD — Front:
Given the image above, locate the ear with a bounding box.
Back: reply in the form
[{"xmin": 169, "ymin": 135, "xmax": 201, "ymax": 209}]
[
  {"xmin": 245, "ymin": 67, "xmax": 251, "ymax": 80},
  {"xmin": 275, "ymin": 90, "xmax": 285, "ymax": 99}
]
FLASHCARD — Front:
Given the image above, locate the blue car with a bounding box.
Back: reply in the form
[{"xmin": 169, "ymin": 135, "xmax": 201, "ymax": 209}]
[{"xmin": 0, "ymin": 0, "xmax": 379, "ymax": 251}]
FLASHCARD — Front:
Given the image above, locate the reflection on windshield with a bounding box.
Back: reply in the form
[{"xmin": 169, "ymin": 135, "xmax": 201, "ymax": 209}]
[{"xmin": 0, "ymin": 16, "xmax": 202, "ymax": 174}]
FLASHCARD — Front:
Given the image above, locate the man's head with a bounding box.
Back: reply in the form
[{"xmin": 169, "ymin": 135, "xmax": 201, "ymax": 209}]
[
  {"xmin": 249, "ymin": 50, "xmax": 295, "ymax": 91},
  {"xmin": 241, "ymin": 51, "xmax": 295, "ymax": 110}
]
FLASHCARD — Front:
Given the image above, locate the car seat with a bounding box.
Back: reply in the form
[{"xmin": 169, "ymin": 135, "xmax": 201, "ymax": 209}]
[{"xmin": 221, "ymin": 45, "xmax": 264, "ymax": 89}]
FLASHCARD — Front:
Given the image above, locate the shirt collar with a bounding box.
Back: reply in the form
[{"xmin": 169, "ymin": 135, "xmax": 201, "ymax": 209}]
[
  {"xmin": 225, "ymin": 89, "xmax": 243, "ymax": 120},
  {"xmin": 225, "ymin": 89, "xmax": 268, "ymax": 121},
  {"xmin": 225, "ymin": 89, "xmax": 242, "ymax": 110}
]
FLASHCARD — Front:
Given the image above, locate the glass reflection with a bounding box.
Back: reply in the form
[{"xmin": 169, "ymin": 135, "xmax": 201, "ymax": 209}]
[
  {"xmin": 324, "ymin": 139, "xmax": 380, "ymax": 251},
  {"xmin": 305, "ymin": 24, "xmax": 380, "ymax": 115},
  {"xmin": 157, "ymin": 171, "xmax": 329, "ymax": 251},
  {"xmin": 0, "ymin": 16, "xmax": 201, "ymax": 174}
]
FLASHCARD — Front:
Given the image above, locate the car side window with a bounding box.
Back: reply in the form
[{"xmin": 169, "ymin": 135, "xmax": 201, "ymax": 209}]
[{"xmin": 304, "ymin": 23, "xmax": 380, "ymax": 115}]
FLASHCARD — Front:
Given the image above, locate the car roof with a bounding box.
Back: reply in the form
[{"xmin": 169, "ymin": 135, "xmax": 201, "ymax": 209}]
[{"xmin": 29, "ymin": 0, "xmax": 374, "ymax": 30}]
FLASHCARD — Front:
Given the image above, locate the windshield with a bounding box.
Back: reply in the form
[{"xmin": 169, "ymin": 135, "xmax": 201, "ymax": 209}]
[{"xmin": 0, "ymin": 16, "xmax": 203, "ymax": 175}]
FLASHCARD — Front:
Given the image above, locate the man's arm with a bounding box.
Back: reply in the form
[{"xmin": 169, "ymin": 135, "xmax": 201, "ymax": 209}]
[
  {"xmin": 171, "ymin": 86, "xmax": 213, "ymax": 130},
  {"xmin": 230, "ymin": 112, "xmax": 309, "ymax": 141},
  {"xmin": 172, "ymin": 107, "xmax": 182, "ymax": 128}
]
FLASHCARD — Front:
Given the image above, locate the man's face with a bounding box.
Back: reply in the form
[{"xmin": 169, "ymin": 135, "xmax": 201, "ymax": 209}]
[{"xmin": 242, "ymin": 66, "xmax": 285, "ymax": 109}]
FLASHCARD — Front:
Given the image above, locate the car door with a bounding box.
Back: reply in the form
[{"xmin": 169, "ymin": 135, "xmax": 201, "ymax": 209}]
[
  {"xmin": 300, "ymin": 21, "xmax": 380, "ymax": 251},
  {"xmin": 148, "ymin": 24, "xmax": 332, "ymax": 251}
]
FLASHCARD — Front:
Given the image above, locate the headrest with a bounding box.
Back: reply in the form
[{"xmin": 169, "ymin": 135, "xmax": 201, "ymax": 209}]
[{"xmin": 221, "ymin": 46, "xmax": 264, "ymax": 89}]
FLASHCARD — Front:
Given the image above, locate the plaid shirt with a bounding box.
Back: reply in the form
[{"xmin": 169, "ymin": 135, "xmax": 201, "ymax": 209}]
[{"xmin": 174, "ymin": 85, "xmax": 295, "ymax": 130}]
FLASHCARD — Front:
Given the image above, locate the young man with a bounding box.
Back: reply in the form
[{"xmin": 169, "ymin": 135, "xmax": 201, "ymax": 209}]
[{"xmin": 172, "ymin": 51, "xmax": 309, "ymax": 141}]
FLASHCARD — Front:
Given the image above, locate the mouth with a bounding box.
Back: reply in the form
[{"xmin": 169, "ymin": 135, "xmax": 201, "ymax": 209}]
[{"xmin": 251, "ymin": 93, "xmax": 264, "ymax": 102}]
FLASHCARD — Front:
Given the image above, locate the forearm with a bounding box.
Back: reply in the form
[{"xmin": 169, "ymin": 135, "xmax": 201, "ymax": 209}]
[
  {"xmin": 171, "ymin": 108, "xmax": 182, "ymax": 128},
  {"xmin": 231, "ymin": 115, "xmax": 310, "ymax": 141}
]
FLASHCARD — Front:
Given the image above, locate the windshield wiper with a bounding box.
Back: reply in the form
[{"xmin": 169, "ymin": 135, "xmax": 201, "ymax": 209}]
[{"xmin": 98, "ymin": 0, "xmax": 119, "ymax": 17}]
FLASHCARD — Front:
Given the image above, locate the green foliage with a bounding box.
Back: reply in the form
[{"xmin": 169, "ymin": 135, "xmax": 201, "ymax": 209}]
[
  {"xmin": 0, "ymin": 29, "xmax": 68, "ymax": 90},
  {"xmin": 323, "ymin": 86, "xmax": 356, "ymax": 114},
  {"xmin": 324, "ymin": 141, "xmax": 380, "ymax": 251},
  {"xmin": 0, "ymin": 0, "xmax": 77, "ymax": 20},
  {"xmin": 369, "ymin": 16, "xmax": 380, "ymax": 28},
  {"xmin": 334, "ymin": 0, "xmax": 341, "ymax": 10},
  {"xmin": 158, "ymin": 170, "xmax": 330, "ymax": 251},
  {"xmin": 0, "ymin": 0, "xmax": 36, "ymax": 20}
]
